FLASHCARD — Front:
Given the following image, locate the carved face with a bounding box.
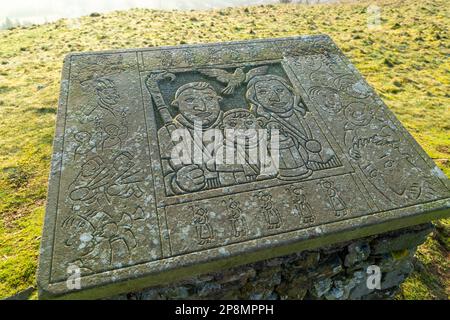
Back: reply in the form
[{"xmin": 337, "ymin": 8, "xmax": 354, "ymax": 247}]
[
  {"xmin": 62, "ymin": 216, "xmax": 96, "ymax": 256},
  {"xmin": 176, "ymin": 88, "xmax": 221, "ymax": 127},
  {"xmin": 292, "ymin": 188, "xmax": 307, "ymax": 203},
  {"xmin": 74, "ymin": 131, "xmax": 91, "ymax": 143},
  {"xmin": 96, "ymin": 82, "xmax": 119, "ymax": 105},
  {"xmin": 194, "ymin": 208, "xmax": 208, "ymax": 223},
  {"xmin": 310, "ymin": 87, "xmax": 342, "ymax": 114},
  {"xmin": 222, "ymin": 111, "xmax": 259, "ymax": 140},
  {"xmin": 321, "ymin": 89, "xmax": 342, "ymax": 113},
  {"xmin": 344, "ymin": 102, "xmax": 374, "ymax": 127},
  {"xmin": 335, "ymin": 75, "xmax": 370, "ymax": 99},
  {"xmin": 254, "ymin": 79, "xmax": 294, "ymax": 114}
]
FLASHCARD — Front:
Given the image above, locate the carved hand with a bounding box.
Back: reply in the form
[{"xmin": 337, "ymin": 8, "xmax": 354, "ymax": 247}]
[
  {"xmin": 176, "ymin": 164, "xmax": 206, "ymax": 192},
  {"xmin": 145, "ymin": 71, "xmax": 176, "ymax": 95}
]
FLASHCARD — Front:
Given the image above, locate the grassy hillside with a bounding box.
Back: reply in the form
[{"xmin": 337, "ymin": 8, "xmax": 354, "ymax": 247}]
[{"xmin": 0, "ymin": 0, "xmax": 448, "ymax": 299}]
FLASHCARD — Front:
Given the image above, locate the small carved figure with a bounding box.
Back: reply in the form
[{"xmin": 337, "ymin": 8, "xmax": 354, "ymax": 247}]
[
  {"xmin": 287, "ymin": 185, "xmax": 315, "ymax": 224},
  {"xmin": 73, "ymin": 131, "xmax": 97, "ymax": 159},
  {"xmin": 319, "ymin": 179, "xmax": 349, "ymax": 217},
  {"xmin": 222, "ymin": 199, "xmax": 247, "ymax": 238},
  {"xmin": 359, "ymin": 135, "xmax": 438, "ymax": 204},
  {"xmin": 191, "ymin": 206, "xmax": 214, "ymax": 245},
  {"xmin": 255, "ymin": 191, "xmax": 282, "ymax": 229},
  {"xmin": 73, "ymin": 111, "xmax": 128, "ymax": 159},
  {"xmin": 82, "ymin": 78, "xmax": 121, "ymax": 117},
  {"xmin": 343, "ymin": 102, "xmax": 376, "ymax": 131},
  {"xmin": 101, "ymin": 112, "xmax": 128, "ymax": 150},
  {"xmin": 308, "ymin": 86, "xmax": 343, "ymax": 115},
  {"xmin": 215, "ymin": 109, "xmax": 271, "ymax": 185}
]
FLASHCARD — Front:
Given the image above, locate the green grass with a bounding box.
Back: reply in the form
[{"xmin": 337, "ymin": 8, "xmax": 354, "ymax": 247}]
[{"xmin": 0, "ymin": 0, "xmax": 448, "ymax": 299}]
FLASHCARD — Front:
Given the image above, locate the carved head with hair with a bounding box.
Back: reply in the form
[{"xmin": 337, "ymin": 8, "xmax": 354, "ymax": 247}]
[
  {"xmin": 222, "ymin": 108, "xmax": 261, "ymax": 142},
  {"xmin": 93, "ymin": 78, "xmax": 119, "ymax": 106},
  {"xmin": 171, "ymin": 81, "xmax": 222, "ymax": 127},
  {"xmin": 245, "ymin": 74, "xmax": 306, "ymax": 118}
]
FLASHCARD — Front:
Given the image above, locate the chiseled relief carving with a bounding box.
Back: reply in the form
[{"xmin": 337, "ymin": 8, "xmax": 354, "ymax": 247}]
[
  {"xmin": 53, "ymin": 54, "xmax": 158, "ymax": 278},
  {"xmin": 146, "ymin": 63, "xmax": 342, "ymax": 197},
  {"xmin": 254, "ymin": 191, "xmax": 283, "ymax": 230},
  {"xmin": 222, "ymin": 199, "xmax": 248, "ymax": 238},
  {"xmin": 190, "ymin": 205, "xmax": 215, "ymax": 245},
  {"xmin": 288, "ymin": 53, "xmax": 446, "ymax": 208},
  {"xmin": 46, "ymin": 39, "xmax": 449, "ymax": 283},
  {"xmin": 286, "ymin": 185, "xmax": 316, "ymax": 224}
]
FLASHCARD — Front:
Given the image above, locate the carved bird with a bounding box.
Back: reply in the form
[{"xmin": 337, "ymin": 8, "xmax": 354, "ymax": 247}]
[
  {"xmin": 198, "ymin": 65, "xmax": 269, "ymax": 95},
  {"xmin": 198, "ymin": 68, "xmax": 245, "ymax": 95}
]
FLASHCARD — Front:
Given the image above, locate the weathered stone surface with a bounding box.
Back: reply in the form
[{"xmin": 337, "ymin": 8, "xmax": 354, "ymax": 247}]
[{"xmin": 38, "ymin": 36, "xmax": 450, "ymax": 299}]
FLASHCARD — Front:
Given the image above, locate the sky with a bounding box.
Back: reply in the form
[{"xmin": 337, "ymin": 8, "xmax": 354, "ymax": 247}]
[{"xmin": 0, "ymin": 0, "xmax": 281, "ymax": 26}]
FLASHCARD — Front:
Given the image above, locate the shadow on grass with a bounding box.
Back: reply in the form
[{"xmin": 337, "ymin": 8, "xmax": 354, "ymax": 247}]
[{"xmin": 32, "ymin": 107, "xmax": 56, "ymax": 114}]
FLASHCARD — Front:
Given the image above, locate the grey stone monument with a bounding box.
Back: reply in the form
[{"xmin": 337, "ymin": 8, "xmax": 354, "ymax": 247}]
[{"xmin": 37, "ymin": 36, "xmax": 450, "ymax": 299}]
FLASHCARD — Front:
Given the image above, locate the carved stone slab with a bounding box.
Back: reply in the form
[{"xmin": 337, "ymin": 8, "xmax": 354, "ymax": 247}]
[{"xmin": 38, "ymin": 36, "xmax": 450, "ymax": 299}]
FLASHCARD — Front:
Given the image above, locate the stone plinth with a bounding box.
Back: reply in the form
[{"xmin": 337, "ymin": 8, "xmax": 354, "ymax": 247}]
[
  {"xmin": 112, "ymin": 223, "xmax": 433, "ymax": 300},
  {"xmin": 37, "ymin": 36, "xmax": 450, "ymax": 299}
]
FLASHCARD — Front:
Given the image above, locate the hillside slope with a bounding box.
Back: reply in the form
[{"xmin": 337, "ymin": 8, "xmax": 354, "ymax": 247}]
[{"xmin": 0, "ymin": 0, "xmax": 448, "ymax": 299}]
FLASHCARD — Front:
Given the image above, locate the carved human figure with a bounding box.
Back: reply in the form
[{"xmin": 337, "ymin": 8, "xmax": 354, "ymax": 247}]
[
  {"xmin": 343, "ymin": 102, "xmax": 378, "ymax": 160},
  {"xmin": 288, "ymin": 186, "xmax": 315, "ymax": 224},
  {"xmin": 222, "ymin": 199, "xmax": 247, "ymax": 238},
  {"xmin": 101, "ymin": 125, "xmax": 123, "ymax": 149},
  {"xmin": 61, "ymin": 210, "xmax": 138, "ymax": 273},
  {"xmin": 82, "ymin": 78, "xmax": 121, "ymax": 117},
  {"xmin": 191, "ymin": 207, "xmax": 214, "ymax": 245},
  {"xmin": 255, "ymin": 191, "xmax": 282, "ymax": 229},
  {"xmin": 356, "ymin": 138, "xmax": 438, "ymax": 205},
  {"xmin": 343, "ymin": 109, "xmax": 438, "ymax": 206},
  {"xmin": 158, "ymin": 82, "xmax": 224, "ymax": 195},
  {"xmin": 73, "ymin": 131, "xmax": 97, "ymax": 159},
  {"xmin": 245, "ymin": 74, "xmax": 325, "ymax": 180},
  {"xmin": 319, "ymin": 180, "xmax": 349, "ymax": 217},
  {"xmin": 73, "ymin": 116, "xmax": 128, "ymax": 158},
  {"xmin": 101, "ymin": 110, "xmax": 128, "ymax": 150},
  {"xmin": 215, "ymin": 109, "xmax": 275, "ymax": 185}
]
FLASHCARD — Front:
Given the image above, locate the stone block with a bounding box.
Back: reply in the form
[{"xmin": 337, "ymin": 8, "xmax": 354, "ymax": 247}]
[{"xmin": 37, "ymin": 36, "xmax": 450, "ymax": 299}]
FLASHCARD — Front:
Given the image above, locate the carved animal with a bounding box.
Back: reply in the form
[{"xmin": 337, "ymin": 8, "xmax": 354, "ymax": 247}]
[
  {"xmin": 198, "ymin": 65, "xmax": 269, "ymax": 95},
  {"xmin": 198, "ymin": 68, "xmax": 245, "ymax": 95}
]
